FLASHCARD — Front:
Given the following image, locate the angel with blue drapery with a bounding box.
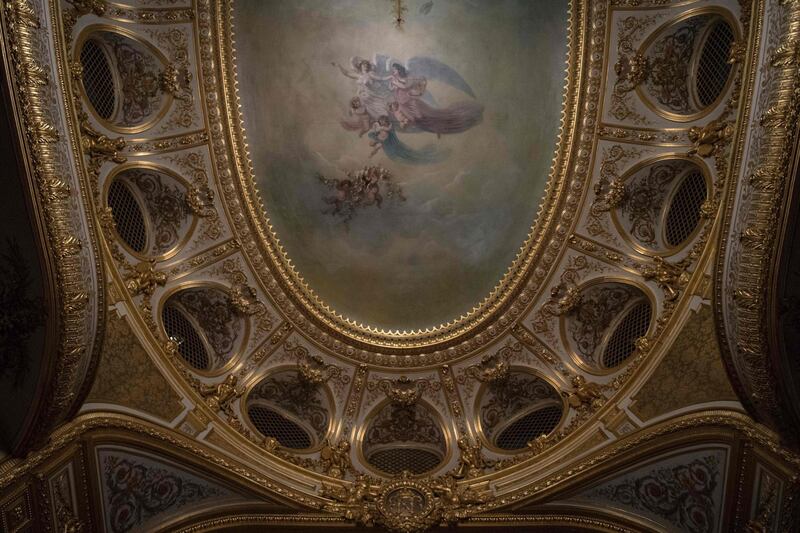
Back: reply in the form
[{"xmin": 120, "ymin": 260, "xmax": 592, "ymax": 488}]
[{"xmin": 334, "ymin": 55, "xmax": 483, "ymax": 164}]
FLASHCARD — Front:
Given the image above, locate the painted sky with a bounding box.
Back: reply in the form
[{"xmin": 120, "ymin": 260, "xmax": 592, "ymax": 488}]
[{"xmin": 234, "ymin": 0, "xmax": 569, "ymax": 330}]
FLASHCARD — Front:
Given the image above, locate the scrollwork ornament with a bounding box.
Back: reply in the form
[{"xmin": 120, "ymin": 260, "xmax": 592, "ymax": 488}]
[
  {"xmin": 213, "ymin": 259, "xmax": 275, "ymax": 332},
  {"xmin": 461, "ymin": 342, "xmax": 523, "ymax": 383},
  {"xmin": 367, "ymin": 375, "xmax": 440, "ymax": 406},
  {"xmin": 52, "ymin": 471, "xmax": 84, "ymax": 533},
  {"xmin": 611, "ymin": 15, "xmax": 658, "ymax": 124},
  {"xmin": 278, "ymin": 340, "xmax": 349, "ymax": 387}
]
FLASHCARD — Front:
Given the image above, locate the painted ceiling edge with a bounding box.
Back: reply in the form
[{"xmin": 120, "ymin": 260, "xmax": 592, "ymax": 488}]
[
  {"xmin": 0, "ymin": 0, "xmax": 799, "ymax": 531},
  {"xmin": 0, "ymin": 0, "xmax": 106, "ymax": 453}
]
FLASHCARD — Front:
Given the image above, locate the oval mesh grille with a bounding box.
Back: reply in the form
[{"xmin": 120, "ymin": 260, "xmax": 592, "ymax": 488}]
[
  {"xmin": 367, "ymin": 448, "xmax": 443, "ymax": 475},
  {"xmin": 248, "ymin": 405, "xmax": 312, "ymax": 449},
  {"xmin": 108, "ymin": 180, "xmax": 147, "ymax": 253},
  {"xmin": 80, "ymin": 39, "xmax": 116, "ymax": 120},
  {"xmin": 665, "ymin": 171, "xmax": 707, "ymax": 247},
  {"xmin": 696, "ymin": 21, "xmax": 734, "ymax": 107},
  {"xmin": 162, "ymin": 305, "xmax": 209, "ymax": 370},
  {"xmin": 602, "ymin": 301, "xmax": 652, "ymax": 369},
  {"xmin": 495, "ymin": 404, "xmax": 562, "ymax": 450}
]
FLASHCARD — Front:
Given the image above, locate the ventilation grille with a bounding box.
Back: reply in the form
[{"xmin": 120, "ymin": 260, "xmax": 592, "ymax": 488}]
[
  {"xmin": 248, "ymin": 405, "xmax": 312, "ymax": 449},
  {"xmin": 696, "ymin": 21, "xmax": 734, "ymax": 107},
  {"xmin": 495, "ymin": 404, "xmax": 562, "ymax": 450},
  {"xmin": 602, "ymin": 301, "xmax": 652, "ymax": 369},
  {"xmin": 162, "ymin": 305, "xmax": 209, "ymax": 370},
  {"xmin": 80, "ymin": 39, "xmax": 116, "ymax": 120},
  {"xmin": 368, "ymin": 448, "xmax": 443, "ymax": 475},
  {"xmin": 665, "ymin": 171, "xmax": 707, "ymax": 247},
  {"xmin": 108, "ymin": 180, "xmax": 147, "ymax": 253}
]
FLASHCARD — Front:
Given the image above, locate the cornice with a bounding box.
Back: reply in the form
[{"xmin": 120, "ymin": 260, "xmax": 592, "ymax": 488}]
[
  {"xmin": 0, "ymin": 0, "xmax": 105, "ymax": 452},
  {"xmin": 714, "ymin": 0, "xmax": 800, "ymax": 444}
]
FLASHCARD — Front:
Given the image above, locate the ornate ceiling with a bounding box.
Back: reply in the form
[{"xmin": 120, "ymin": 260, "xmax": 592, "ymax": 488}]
[{"xmin": 1, "ymin": 0, "xmax": 799, "ymax": 531}]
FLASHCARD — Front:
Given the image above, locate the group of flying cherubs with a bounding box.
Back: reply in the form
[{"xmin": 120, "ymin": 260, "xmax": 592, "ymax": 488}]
[{"xmin": 333, "ymin": 55, "xmax": 484, "ymax": 165}]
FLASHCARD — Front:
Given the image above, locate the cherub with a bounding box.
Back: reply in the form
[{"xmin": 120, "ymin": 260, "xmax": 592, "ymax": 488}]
[
  {"xmin": 198, "ymin": 374, "xmax": 244, "ymax": 416},
  {"xmin": 368, "ymin": 115, "xmax": 393, "ymax": 157},
  {"xmin": 319, "ymin": 439, "xmax": 352, "ymax": 479},
  {"xmin": 340, "ymin": 97, "xmax": 372, "ymax": 137},
  {"xmin": 359, "ymin": 166, "xmax": 383, "ymax": 207}
]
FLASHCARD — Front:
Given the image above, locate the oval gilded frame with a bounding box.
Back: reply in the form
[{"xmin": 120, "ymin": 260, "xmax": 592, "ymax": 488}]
[
  {"xmin": 557, "ymin": 277, "xmax": 657, "ymax": 376},
  {"xmin": 103, "ymin": 162, "xmax": 200, "ymax": 262},
  {"xmin": 74, "ymin": 25, "xmax": 174, "ymax": 135},
  {"xmin": 157, "ymin": 281, "xmax": 252, "ymax": 377},
  {"xmin": 241, "ymin": 366, "xmax": 336, "ymax": 455},
  {"xmin": 608, "ymin": 154, "xmax": 712, "ymax": 257},
  {"xmin": 214, "ymin": 0, "xmax": 588, "ymax": 355}
]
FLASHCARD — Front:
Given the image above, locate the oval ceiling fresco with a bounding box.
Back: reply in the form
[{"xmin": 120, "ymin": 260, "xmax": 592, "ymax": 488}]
[{"xmin": 233, "ymin": 0, "xmax": 569, "ymax": 332}]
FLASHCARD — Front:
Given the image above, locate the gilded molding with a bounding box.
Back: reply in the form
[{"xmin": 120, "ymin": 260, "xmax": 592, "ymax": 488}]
[
  {"xmin": 2, "ymin": 0, "xmax": 104, "ymax": 449},
  {"xmin": 715, "ymin": 0, "xmax": 800, "ymax": 437}
]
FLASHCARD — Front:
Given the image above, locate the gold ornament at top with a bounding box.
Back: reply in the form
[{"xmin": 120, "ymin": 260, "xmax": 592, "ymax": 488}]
[
  {"xmin": 462, "ymin": 343, "xmax": 522, "ymax": 383},
  {"xmin": 526, "ymin": 432, "xmax": 556, "ymax": 455},
  {"xmin": 186, "ymin": 182, "xmax": 216, "ymax": 217},
  {"xmin": 465, "ymin": 353, "xmax": 509, "ymax": 383},
  {"xmin": 384, "ymin": 376, "xmax": 422, "ymax": 406},
  {"xmin": 159, "ymin": 63, "xmax": 193, "ymax": 103},
  {"xmin": 296, "ymin": 351, "xmax": 346, "ymax": 386},
  {"xmin": 227, "ymin": 282, "xmax": 265, "ymax": 317},
  {"xmin": 367, "ymin": 375, "xmax": 441, "ymax": 406},
  {"xmin": 728, "ymin": 41, "xmax": 747, "ymax": 64}
]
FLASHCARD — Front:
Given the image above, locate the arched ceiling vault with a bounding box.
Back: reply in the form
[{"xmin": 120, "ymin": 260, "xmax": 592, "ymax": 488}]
[{"xmin": 0, "ymin": 0, "xmax": 799, "ymax": 531}]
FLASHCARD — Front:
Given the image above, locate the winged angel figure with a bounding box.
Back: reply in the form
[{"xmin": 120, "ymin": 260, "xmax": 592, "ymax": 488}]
[{"xmin": 334, "ymin": 55, "xmax": 483, "ymax": 164}]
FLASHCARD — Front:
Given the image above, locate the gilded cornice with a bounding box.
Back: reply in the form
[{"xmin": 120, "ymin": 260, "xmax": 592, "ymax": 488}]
[
  {"xmin": 715, "ymin": 0, "xmax": 800, "ymax": 442},
  {"xmin": 2, "ymin": 410, "xmax": 797, "ymax": 531},
  {"xmin": 1, "ymin": 0, "xmax": 105, "ymax": 450}
]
